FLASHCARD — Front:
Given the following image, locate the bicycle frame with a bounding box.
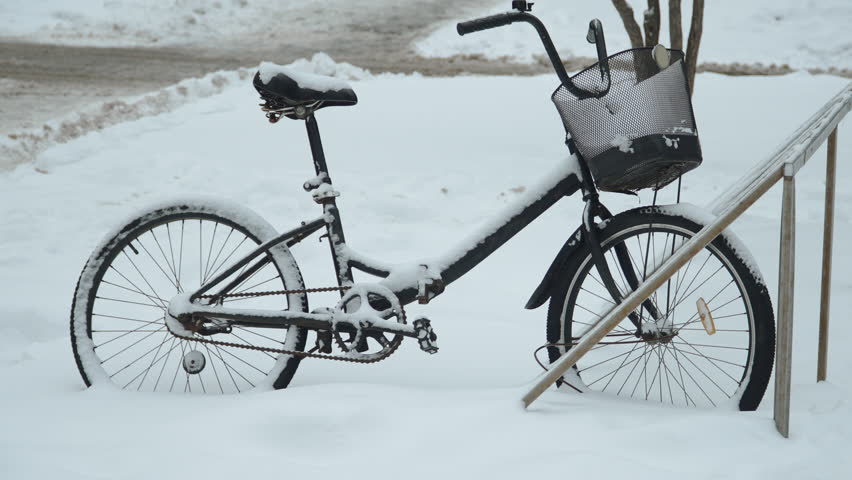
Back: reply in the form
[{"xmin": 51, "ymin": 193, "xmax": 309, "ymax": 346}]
[
  {"xmin": 170, "ymin": 5, "xmax": 659, "ymax": 340},
  {"xmin": 170, "ymin": 114, "xmax": 585, "ymax": 336}
]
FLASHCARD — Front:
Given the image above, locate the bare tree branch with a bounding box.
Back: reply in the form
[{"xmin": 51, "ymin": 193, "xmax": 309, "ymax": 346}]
[
  {"xmin": 669, "ymin": 0, "xmax": 683, "ymax": 50},
  {"xmin": 686, "ymin": 0, "xmax": 705, "ymax": 95},
  {"xmin": 611, "ymin": 0, "xmax": 644, "ymax": 48},
  {"xmin": 643, "ymin": 0, "xmax": 661, "ymax": 47}
]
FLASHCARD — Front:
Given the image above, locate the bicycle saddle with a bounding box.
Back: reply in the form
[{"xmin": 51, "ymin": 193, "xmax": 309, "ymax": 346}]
[{"xmin": 253, "ymin": 62, "xmax": 358, "ymax": 110}]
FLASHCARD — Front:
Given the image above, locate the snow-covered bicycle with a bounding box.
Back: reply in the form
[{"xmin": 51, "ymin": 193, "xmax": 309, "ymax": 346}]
[{"xmin": 70, "ymin": 1, "xmax": 774, "ymax": 410}]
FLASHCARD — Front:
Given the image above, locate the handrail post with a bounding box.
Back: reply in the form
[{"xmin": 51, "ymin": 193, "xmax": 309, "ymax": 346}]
[
  {"xmin": 774, "ymin": 165, "xmax": 796, "ymax": 438},
  {"xmin": 817, "ymin": 128, "xmax": 837, "ymax": 382}
]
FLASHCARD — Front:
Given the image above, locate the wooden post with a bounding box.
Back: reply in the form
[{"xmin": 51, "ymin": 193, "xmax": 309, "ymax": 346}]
[
  {"xmin": 774, "ymin": 168, "xmax": 796, "ymax": 438},
  {"xmin": 817, "ymin": 129, "xmax": 837, "ymax": 382}
]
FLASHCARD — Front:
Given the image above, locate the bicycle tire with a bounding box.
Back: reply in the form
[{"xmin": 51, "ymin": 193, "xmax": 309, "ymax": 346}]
[
  {"xmin": 546, "ymin": 206, "xmax": 775, "ymax": 410},
  {"xmin": 70, "ymin": 198, "xmax": 308, "ymax": 393}
]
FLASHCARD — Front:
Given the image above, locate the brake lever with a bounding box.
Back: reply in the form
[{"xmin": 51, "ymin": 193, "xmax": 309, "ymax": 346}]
[{"xmin": 586, "ymin": 19, "xmax": 610, "ymax": 84}]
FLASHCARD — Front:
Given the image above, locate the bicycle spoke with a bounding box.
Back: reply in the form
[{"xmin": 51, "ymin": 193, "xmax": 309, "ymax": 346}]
[
  {"xmin": 142, "ymin": 230, "xmax": 180, "ymax": 291},
  {"xmin": 165, "ymin": 223, "xmax": 182, "ymax": 292},
  {"xmin": 233, "ymin": 326, "xmax": 285, "ymax": 345},
  {"xmin": 227, "ymin": 331, "xmax": 277, "ymax": 360},
  {"xmin": 106, "ymin": 329, "xmax": 168, "ymax": 376},
  {"xmin": 201, "ymin": 342, "xmax": 226, "ymax": 394},
  {"xmin": 96, "ymin": 295, "xmax": 164, "ymax": 309},
  {"xmin": 170, "ymin": 340, "xmax": 188, "ymax": 393},
  {"xmin": 120, "ymin": 250, "xmax": 171, "ymax": 309},
  {"xmin": 668, "ymin": 343, "xmax": 733, "ymax": 398},
  {"xmin": 96, "ymin": 319, "xmax": 164, "ymax": 350},
  {"xmin": 135, "ymin": 333, "xmax": 173, "ymax": 390},
  {"xmin": 92, "ymin": 312, "xmax": 163, "ymax": 327},
  {"xmin": 202, "ymin": 222, "xmax": 220, "ymax": 283},
  {"xmin": 99, "ymin": 279, "xmax": 169, "ymax": 305},
  {"xmin": 154, "ymin": 336, "xmax": 179, "ymax": 391},
  {"xmin": 206, "ymin": 237, "xmax": 250, "ymax": 283},
  {"xmin": 105, "ymin": 265, "xmax": 168, "ymax": 309},
  {"xmin": 208, "ymin": 344, "xmax": 254, "ymax": 390},
  {"xmin": 672, "ymin": 337, "xmax": 745, "ymax": 379},
  {"xmin": 233, "ymin": 276, "xmax": 281, "ymax": 295},
  {"xmin": 658, "ymin": 346, "xmax": 695, "ymax": 406},
  {"xmin": 659, "ymin": 347, "xmax": 672, "ymax": 403},
  {"xmin": 204, "ymin": 227, "xmax": 235, "ymax": 283}
]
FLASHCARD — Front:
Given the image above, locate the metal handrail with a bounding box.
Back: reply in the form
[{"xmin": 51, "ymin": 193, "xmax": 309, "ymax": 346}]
[{"xmin": 522, "ymin": 82, "xmax": 851, "ymax": 438}]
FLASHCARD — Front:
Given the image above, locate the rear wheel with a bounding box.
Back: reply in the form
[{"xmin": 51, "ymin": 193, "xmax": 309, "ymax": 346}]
[
  {"xmin": 71, "ymin": 199, "xmax": 308, "ymax": 393},
  {"xmin": 546, "ymin": 207, "xmax": 775, "ymax": 410}
]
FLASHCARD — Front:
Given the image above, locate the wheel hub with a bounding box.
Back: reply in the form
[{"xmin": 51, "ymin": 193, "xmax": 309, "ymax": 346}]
[{"xmin": 640, "ymin": 329, "xmax": 677, "ymax": 344}]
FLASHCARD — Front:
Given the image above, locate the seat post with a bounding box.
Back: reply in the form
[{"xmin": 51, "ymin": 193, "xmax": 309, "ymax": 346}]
[{"xmin": 305, "ymin": 114, "xmax": 332, "ymax": 180}]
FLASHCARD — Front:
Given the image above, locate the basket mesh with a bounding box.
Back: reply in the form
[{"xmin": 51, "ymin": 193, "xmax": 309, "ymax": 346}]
[{"xmin": 552, "ymin": 48, "xmax": 701, "ymax": 191}]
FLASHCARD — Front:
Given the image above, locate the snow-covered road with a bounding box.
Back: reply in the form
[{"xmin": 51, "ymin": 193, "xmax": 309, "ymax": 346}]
[
  {"xmin": 1, "ymin": 66, "xmax": 850, "ymax": 478},
  {"xmin": 0, "ymin": 0, "xmax": 496, "ymax": 158}
]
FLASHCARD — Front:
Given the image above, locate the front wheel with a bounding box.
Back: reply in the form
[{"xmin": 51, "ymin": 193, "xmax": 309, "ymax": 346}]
[
  {"xmin": 70, "ymin": 198, "xmax": 309, "ymax": 393},
  {"xmin": 547, "ymin": 206, "xmax": 775, "ymax": 410}
]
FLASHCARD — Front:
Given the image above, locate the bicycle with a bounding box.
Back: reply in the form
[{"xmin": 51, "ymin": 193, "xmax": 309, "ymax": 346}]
[{"xmin": 70, "ymin": 1, "xmax": 775, "ymax": 410}]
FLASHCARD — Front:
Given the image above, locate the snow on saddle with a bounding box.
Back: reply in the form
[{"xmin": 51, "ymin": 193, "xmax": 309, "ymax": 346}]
[{"xmin": 253, "ymin": 62, "xmax": 357, "ymax": 122}]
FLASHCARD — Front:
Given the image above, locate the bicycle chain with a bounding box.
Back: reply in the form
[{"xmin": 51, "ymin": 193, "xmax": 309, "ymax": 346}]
[{"xmin": 168, "ymin": 285, "xmax": 405, "ymax": 364}]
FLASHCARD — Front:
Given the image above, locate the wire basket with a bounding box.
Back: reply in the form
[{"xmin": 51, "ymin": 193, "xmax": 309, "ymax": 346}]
[{"xmin": 552, "ymin": 48, "xmax": 702, "ymax": 192}]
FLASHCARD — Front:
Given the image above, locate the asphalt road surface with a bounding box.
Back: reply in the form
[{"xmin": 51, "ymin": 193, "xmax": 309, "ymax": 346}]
[{"xmin": 0, "ymin": 1, "xmax": 524, "ymax": 140}]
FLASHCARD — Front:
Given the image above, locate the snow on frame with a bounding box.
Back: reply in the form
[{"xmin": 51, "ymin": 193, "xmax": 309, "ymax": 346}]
[{"xmin": 339, "ymin": 156, "xmax": 583, "ymax": 294}]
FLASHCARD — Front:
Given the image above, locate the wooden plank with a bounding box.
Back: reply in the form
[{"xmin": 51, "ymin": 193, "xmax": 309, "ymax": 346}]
[
  {"xmin": 774, "ymin": 173, "xmax": 796, "ymax": 438},
  {"xmin": 817, "ymin": 129, "xmax": 838, "ymax": 382}
]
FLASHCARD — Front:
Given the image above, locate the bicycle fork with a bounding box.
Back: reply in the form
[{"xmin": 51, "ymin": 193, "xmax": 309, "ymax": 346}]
[{"xmin": 576, "ymin": 154, "xmax": 665, "ymax": 339}]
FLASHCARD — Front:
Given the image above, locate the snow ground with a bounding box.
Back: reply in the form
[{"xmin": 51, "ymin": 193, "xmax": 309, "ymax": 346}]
[
  {"xmin": 1, "ymin": 65, "xmax": 851, "ymax": 478},
  {"xmin": 417, "ymin": 0, "xmax": 852, "ymax": 70}
]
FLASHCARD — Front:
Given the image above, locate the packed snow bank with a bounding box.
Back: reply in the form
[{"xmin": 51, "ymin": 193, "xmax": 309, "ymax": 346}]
[
  {"xmin": 1, "ymin": 70, "xmax": 851, "ymax": 478},
  {"xmin": 417, "ymin": 0, "xmax": 852, "ymax": 70},
  {"xmin": 0, "ymin": 53, "xmax": 370, "ymax": 170}
]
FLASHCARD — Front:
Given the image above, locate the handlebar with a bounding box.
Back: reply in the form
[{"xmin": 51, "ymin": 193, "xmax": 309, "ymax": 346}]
[
  {"xmin": 456, "ymin": 12, "xmax": 521, "ymax": 36},
  {"xmin": 456, "ymin": 11, "xmax": 611, "ymax": 99}
]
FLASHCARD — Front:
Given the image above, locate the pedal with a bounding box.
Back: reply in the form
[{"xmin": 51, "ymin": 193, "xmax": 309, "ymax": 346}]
[{"xmin": 413, "ymin": 317, "xmax": 439, "ymax": 354}]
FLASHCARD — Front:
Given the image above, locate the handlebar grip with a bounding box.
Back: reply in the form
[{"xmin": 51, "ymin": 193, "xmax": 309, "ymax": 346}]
[{"xmin": 457, "ymin": 12, "xmax": 519, "ymax": 36}]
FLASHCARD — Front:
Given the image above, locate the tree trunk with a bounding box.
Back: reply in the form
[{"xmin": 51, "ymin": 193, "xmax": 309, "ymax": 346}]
[
  {"xmin": 669, "ymin": 0, "xmax": 683, "ymax": 50},
  {"xmin": 686, "ymin": 0, "xmax": 705, "ymax": 95},
  {"xmin": 643, "ymin": 0, "xmax": 661, "ymax": 47},
  {"xmin": 611, "ymin": 0, "xmax": 644, "ymax": 48}
]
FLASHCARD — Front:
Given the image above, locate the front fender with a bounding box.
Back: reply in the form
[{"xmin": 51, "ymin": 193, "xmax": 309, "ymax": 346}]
[{"xmin": 524, "ymin": 224, "xmax": 586, "ymax": 309}]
